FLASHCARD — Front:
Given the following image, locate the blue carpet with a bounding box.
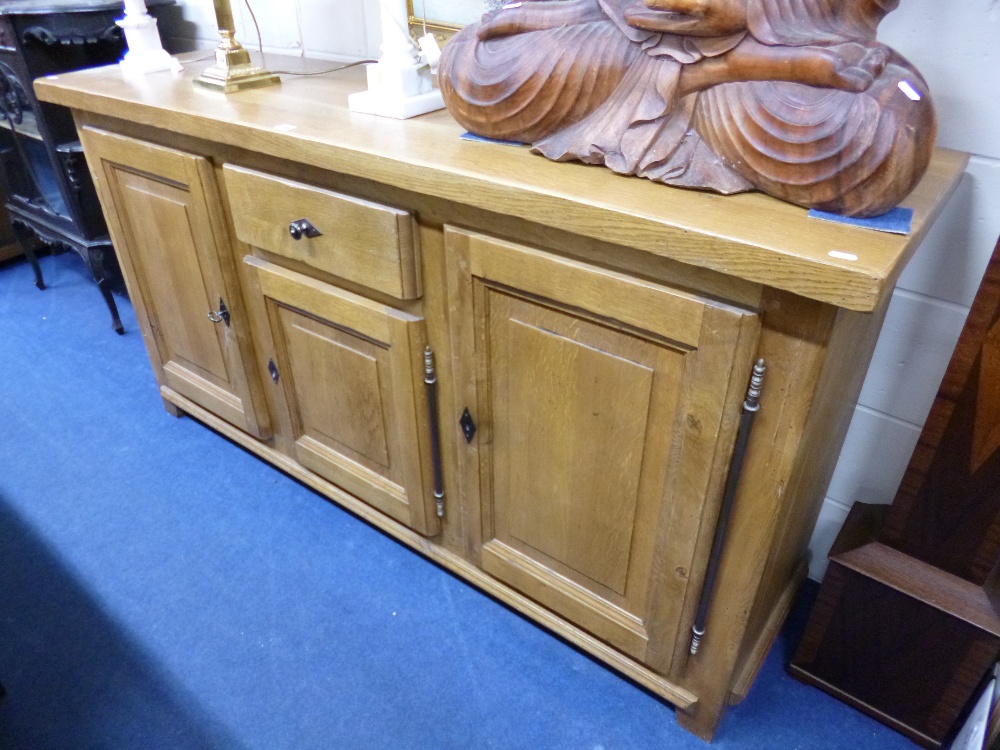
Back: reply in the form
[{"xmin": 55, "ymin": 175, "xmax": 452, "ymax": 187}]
[{"xmin": 0, "ymin": 250, "xmax": 919, "ymax": 749}]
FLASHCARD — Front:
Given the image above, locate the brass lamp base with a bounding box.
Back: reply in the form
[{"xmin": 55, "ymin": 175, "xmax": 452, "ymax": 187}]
[{"xmin": 194, "ymin": 31, "xmax": 279, "ymax": 93}]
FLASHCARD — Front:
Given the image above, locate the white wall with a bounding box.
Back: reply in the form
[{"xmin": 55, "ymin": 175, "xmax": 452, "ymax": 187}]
[
  {"xmin": 157, "ymin": 1, "xmax": 1000, "ymax": 580},
  {"xmin": 157, "ymin": 0, "xmax": 384, "ymax": 60},
  {"xmin": 809, "ymin": 1, "xmax": 1000, "ymax": 578}
]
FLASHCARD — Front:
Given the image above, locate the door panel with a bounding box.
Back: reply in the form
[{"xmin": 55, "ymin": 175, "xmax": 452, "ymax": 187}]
[
  {"xmin": 246, "ymin": 256, "xmax": 440, "ymax": 537},
  {"xmin": 79, "ymin": 127, "xmax": 268, "ymax": 438},
  {"xmin": 117, "ymin": 171, "xmax": 230, "ymax": 383},
  {"xmin": 491, "ymin": 292, "xmax": 667, "ymax": 598},
  {"xmin": 446, "ymin": 226, "xmax": 761, "ymax": 668},
  {"xmin": 280, "ymin": 309, "xmax": 392, "ymax": 473}
]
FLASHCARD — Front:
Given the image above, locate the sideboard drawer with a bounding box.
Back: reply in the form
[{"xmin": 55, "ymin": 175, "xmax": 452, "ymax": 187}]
[{"xmin": 224, "ymin": 164, "xmax": 421, "ymax": 300}]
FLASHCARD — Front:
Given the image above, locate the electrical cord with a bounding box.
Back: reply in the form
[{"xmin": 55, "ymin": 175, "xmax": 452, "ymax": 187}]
[
  {"xmin": 244, "ymin": 0, "xmax": 264, "ymax": 62},
  {"xmin": 271, "ymin": 59, "xmax": 377, "ymax": 76},
  {"xmin": 179, "ymin": 50, "xmax": 374, "ymax": 78},
  {"xmin": 242, "ymin": 0, "xmax": 376, "ymax": 77},
  {"xmin": 179, "ymin": 1, "xmax": 377, "ymax": 78},
  {"xmin": 180, "ymin": 54, "xmax": 214, "ymax": 66}
]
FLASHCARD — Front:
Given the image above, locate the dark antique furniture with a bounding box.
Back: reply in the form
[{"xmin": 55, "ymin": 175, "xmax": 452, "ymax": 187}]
[
  {"xmin": 0, "ymin": 198, "xmax": 20, "ymax": 259},
  {"xmin": 0, "ymin": 0, "xmax": 172, "ymax": 333},
  {"xmin": 790, "ymin": 233, "xmax": 1000, "ymax": 749}
]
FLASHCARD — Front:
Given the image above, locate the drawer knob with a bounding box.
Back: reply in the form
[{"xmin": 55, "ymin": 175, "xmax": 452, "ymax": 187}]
[{"xmin": 289, "ymin": 218, "xmax": 322, "ymax": 240}]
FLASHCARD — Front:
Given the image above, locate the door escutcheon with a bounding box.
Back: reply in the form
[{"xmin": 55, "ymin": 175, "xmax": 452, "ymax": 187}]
[
  {"xmin": 460, "ymin": 408, "xmax": 476, "ymax": 443},
  {"xmin": 207, "ymin": 297, "xmax": 230, "ymax": 327}
]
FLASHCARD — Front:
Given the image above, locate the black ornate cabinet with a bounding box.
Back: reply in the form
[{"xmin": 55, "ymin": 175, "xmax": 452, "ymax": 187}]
[{"xmin": 0, "ymin": 0, "xmax": 172, "ymax": 333}]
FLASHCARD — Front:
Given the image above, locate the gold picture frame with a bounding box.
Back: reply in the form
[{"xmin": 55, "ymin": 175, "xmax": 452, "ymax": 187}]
[{"xmin": 406, "ymin": 0, "xmax": 481, "ymax": 45}]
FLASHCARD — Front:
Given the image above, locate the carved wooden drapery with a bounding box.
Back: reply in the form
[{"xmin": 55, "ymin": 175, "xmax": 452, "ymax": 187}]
[{"xmin": 438, "ymin": 0, "xmax": 937, "ymax": 217}]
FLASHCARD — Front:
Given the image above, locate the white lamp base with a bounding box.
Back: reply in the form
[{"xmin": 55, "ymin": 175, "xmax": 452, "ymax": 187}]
[
  {"xmin": 118, "ymin": 13, "xmax": 182, "ymax": 75},
  {"xmin": 348, "ymin": 60, "xmax": 445, "ymax": 120},
  {"xmin": 348, "ymin": 88, "xmax": 445, "ymax": 120},
  {"xmin": 120, "ymin": 47, "xmax": 183, "ymax": 76}
]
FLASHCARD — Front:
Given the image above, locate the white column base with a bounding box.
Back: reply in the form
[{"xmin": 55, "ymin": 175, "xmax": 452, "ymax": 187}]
[
  {"xmin": 120, "ymin": 47, "xmax": 183, "ymax": 75},
  {"xmin": 117, "ymin": 14, "xmax": 182, "ymax": 75},
  {"xmin": 348, "ymin": 59, "xmax": 445, "ymax": 120},
  {"xmin": 348, "ymin": 87, "xmax": 445, "ymax": 120}
]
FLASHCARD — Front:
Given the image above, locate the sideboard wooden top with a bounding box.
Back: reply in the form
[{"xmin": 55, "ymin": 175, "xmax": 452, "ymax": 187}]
[{"xmin": 35, "ymin": 54, "xmax": 968, "ymax": 312}]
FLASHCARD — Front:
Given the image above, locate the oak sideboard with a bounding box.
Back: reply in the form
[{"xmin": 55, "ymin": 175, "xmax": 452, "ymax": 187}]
[{"xmin": 35, "ymin": 55, "xmax": 966, "ymax": 741}]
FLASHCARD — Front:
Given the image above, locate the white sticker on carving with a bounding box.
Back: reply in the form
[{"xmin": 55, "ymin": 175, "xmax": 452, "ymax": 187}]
[{"xmin": 898, "ymin": 80, "xmax": 922, "ymax": 101}]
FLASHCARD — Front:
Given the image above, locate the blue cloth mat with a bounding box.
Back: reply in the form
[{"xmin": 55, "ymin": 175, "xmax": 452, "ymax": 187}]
[
  {"xmin": 809, "ymin": 206, "xmax": 914, "ymax": 234},
  {"xmin": 460, "ymin": 131, "xmax": 527, "ymax": 147}
]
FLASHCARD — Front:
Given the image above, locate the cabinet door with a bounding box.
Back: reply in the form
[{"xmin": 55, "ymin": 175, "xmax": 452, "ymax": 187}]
[
  {"xmin": 79, "ymin": 127, "xmax": 268, "ymax": 438},
  {"xmin": 445, "ymin": 227, "xmax": 760, "ymax": 670},
  {"xmin": 243, "ymin": 256, "xmax": 440, "ymax": 537}
]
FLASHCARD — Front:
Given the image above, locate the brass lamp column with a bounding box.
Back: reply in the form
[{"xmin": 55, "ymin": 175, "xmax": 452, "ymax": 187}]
[{"xmin": 194, "ymin": 0, "xmax": 279, "ymax": 93}]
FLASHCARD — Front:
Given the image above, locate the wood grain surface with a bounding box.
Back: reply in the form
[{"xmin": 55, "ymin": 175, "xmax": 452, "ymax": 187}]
[
  {"xmin": 880, "ymin": 234, "xmax": 1000, "ymax": 583},
  {"xmin": 244, "ymin": 255, "xmax": 440, "ymax": 537},
  {"xmin": 791, "ymin": 240, "xmax": 1000, "ymax": 747},
  {"xmin": 791, "ymin": 504, "xmax": 1000, "ymax": 749},
  {"xmin": 35, "ymin": 55, "xmax": 966, "ymax": 312},
  {"xmin": 225, "ymin": 164, "xmax": 421, "ymax": 300}
]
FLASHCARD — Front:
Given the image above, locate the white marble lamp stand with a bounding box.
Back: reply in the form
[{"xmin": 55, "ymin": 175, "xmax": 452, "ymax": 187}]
[
  {"xmin": 348, "ymin": 0, "xmax": 444, "ymax": 120},
  {"xmin": 118, "ymin": 0, "xmax": 182, "ymax": 76}
]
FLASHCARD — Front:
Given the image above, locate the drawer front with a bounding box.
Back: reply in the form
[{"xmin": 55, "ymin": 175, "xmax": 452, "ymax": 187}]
[{"xmin": 224, "ymin": 164, "xmax": 420, "ymax": 300}]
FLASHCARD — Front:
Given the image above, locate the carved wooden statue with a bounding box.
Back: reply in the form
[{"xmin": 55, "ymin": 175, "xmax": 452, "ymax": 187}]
[{"xmin": 438, "ymin": 0, "xmax": 937, "ymax": 217}]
